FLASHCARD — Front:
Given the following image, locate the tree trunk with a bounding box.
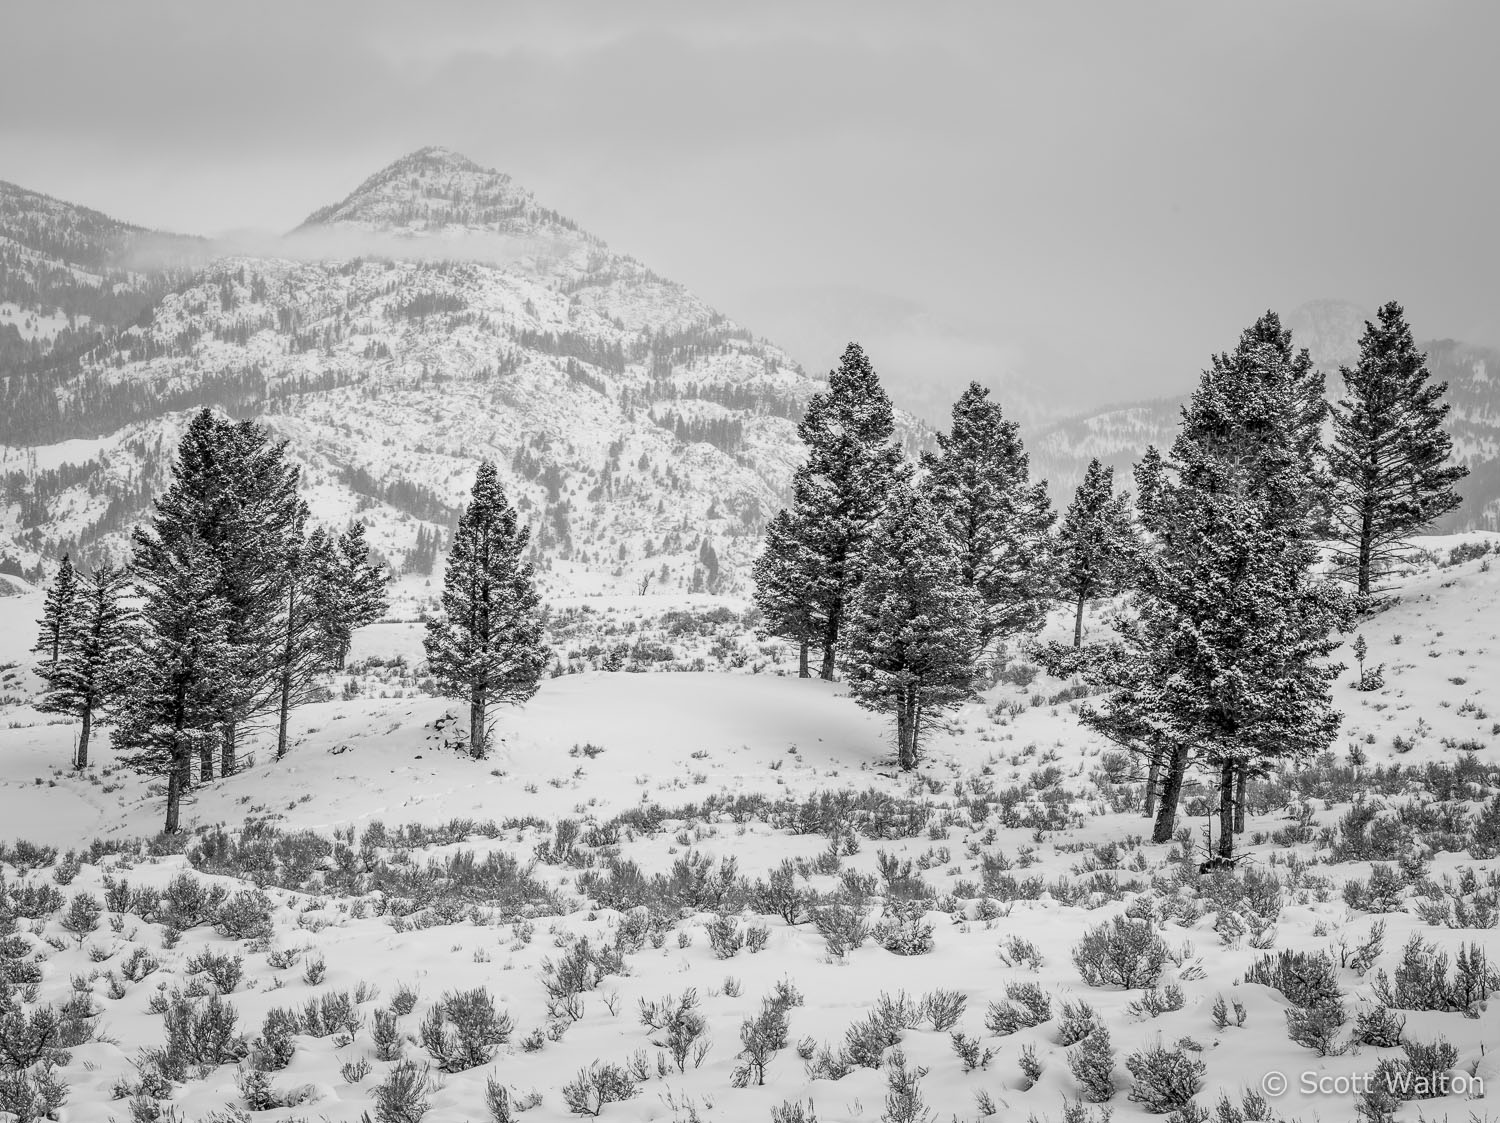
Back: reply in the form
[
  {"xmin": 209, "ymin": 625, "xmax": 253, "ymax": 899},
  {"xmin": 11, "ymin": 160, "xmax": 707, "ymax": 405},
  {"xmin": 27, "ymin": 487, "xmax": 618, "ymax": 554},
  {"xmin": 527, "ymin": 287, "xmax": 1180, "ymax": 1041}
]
[
  {"xmin": 1217, "ymin": 760, "xmax": 1236, "ymax": 860},
  {"xmin": 200, "ymin": 734, "xmax": 216, "ymax": 782},
  {"xmin": 75, "ymin": 703, "xmax": 93, "ymax": 770},
  {"xmin": 1073, "ymin": 596, "xmax": 1086, "ymax": 648},
  {"xmin": 819, "ymin": 602, "xmax": 840, "ymax": 682},
  {"xmin": 798, "ymin": 639, "xmax": 809, "ymax": 679},
  {"xmin": 1152, "ymin": 740, "xmax": 1190, "ymax": 843},
  {"xmin": 1233, "ymin": 763, "xmax": 1248, "ymax": 834},
  {"xmin": 220, "ymin": 720, "xmax": 236, "ymax": 778},
  {"xmin": 277, "ymin": 583, "xmax": 296, "ymax": 760},
  {"xmin": 1357, "ymin": 498, "xmax": 1375, "ymax": 597},
  {"xmin": 896, "ymin": 692, "xmax": 918, "ymax": 771},
  {"xmin": 470, "ymin": 691, "xmax": 487, "ymax": 759},
  {"xmin": 1143, "ymin": 747, "xmax": 1161, "ymax": 819},
  {"xmin": 166, "ymin": 753, "xmax": 189, "ymax": 834}
]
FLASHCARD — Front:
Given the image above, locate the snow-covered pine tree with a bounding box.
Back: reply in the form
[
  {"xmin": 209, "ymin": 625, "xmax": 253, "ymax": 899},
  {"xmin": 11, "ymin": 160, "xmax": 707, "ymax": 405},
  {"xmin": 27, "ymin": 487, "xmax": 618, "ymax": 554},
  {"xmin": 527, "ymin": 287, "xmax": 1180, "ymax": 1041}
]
[
  {"xmin": 841, "ymin": 484, "xmax": 979, "ymax": 771},
  {"xmin": 424, "ymin": 461, "xmax": 548, "ymax": 758},
  {"xmin": 315, "ymin": 521, "xmax": 388, "ymax": 670},
  {"xmin": 1329, "ymin": 301, "xmax": 1467, "ymax": 597},
  {"xmin": 271, "ymin": 511, "xmax": 328, "ymax": 760},
  {"xmin": 114, "ymin": 531, "xmax": 232, "ymax": 834},
  {"xmin": 148, "ymin": 409, "xmax": 305, "ymax": 778},
  {"xmin": 1084, "ymin": 313, "xmax": 1351, "ymax": 852},
  {"xmin": 32, "ymin": 554, "xmax": 77, "ymax": 671},
  {"xmin": 751, "ymin": 509, "xmax": 825, "ymax": 677},
  {"xmin": 1055, "ymin": 459, "xmax": 1138, "ymax": 647},
  {"xmin": 36, "ymin": 564, "xmax": 132, "ymax": 769},
  {"xmin": 763, "ymin": 343, "xmax": 907, "ymax": 680},
  {"xmin": 922, "ymin": 382, "xmax": 1054, "ymax": 656}
]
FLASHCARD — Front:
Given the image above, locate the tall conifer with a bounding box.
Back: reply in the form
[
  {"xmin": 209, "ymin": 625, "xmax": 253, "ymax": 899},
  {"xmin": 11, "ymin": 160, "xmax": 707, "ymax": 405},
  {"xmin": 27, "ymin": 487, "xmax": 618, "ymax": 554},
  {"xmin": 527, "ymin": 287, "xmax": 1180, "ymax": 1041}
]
[
  {"xmin": 424, "ymin": 462, "xmax": 548, "ymax": 758},
  {"xmin": 1329, "ymin": 301, "xmax": 1467, "ymax": 596}
]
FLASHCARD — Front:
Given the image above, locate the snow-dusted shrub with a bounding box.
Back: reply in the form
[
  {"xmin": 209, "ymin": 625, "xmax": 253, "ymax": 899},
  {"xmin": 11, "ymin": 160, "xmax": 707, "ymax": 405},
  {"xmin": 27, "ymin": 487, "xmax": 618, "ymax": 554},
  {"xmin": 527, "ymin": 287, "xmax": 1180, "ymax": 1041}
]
[
  {"xmin": 160, "ymin": 872, "xmax": 226, "ymax": 929},
  {"xmin": 1242, "ymin": 948, "xmax": 1342, "ymax": 1009},
  {"xmin": 1068, "ymin": 1025, "xmax": 1116, "ymax": 1102},
  {"xmin": 1342, "ymin": 863, "xmax": 1406, "ymax": 913},
  {"xmin": 560, "ymin": 1061, "xmax": 639, "ymax": 1116},
  {"xmin": 770, "ymin": 1100, "xmax": 819, "ymax": 1123},
  {"xmin": 371, "ymin": 1059, "xmax": 433, "ymax": 1123},
  {"xmin": 731, "ymin": 988, "xmax": 796, "ymax": 1087},
  {"xmin": 1017, "ymin": 1042, "xmax": 1042, "ymax": 1088},
  {"xmin": 1127, "ymin": 984, "xmax": 1185, "ymax": 1019},
  {"xmin": 919, "ymin": 988, "xmax": 966, "ymax": 1031},
  {"xmin": 1056, "ymin": 999, "xmax": 1101, "ymax": 1045},
  {"xmin": 215, "ymin": 890, "xmax": 275, "ymax": 940},
  {"xmin": 1353, "ymin": 1005, "xmax": 1406, "ymax": 1047},
  {"xmin": 871, "ymin": 901, "xmax": 934, "ymax": 956},
  {"xmin": 706, "ymin": 913, "xmax": 745, "ymax": 959},
  {"xmin": 250, "ymin": 1007, "xmax": 300, "ymax": 1071},
  {"xmin": 300, "ymin": 990, "xmax": 360, "ymax": 1039},
  {"xmin": 950, "ymin": 1031, "xmax": 995, "ymax": 1072},
  {"xmin": 372, "ymin": 1008, "xmax": 404, "ymax": 1061},
  {"xmin": 542, "ymin": 937, "xmax": 625, "ymax": 1000},
  {"xmin": 120, "ymin": 947, "xmax": 160, "ymax": 983},
  {"xmin": 1072, "ymin": 915, "xmax": 1169, "ymax": 989},
  {"xmin": 883, "ymin": 1049, "xmax": 932, "ymax": 1123},
  {"xmin": 999, "ymin": 934, "xmax": 1045, "ymax": 969},
  {"xmin": 187, "ymin": 950, "xmax": 243, "ymax": 994},
  {"xmin": 640, "ymin": 988, "xmax": 709, "ymax": 1072},
  {"xmin": 1371, "ymin": 934, "xmax": 1499, "ymax": 1011},
  {"xmin": 0, "ymin": 1001, "xmax": 96, "ymax": 1069},
  {"xmin": 1285, "ymin": 999, "xmax": 1347, "ymax": 1056},
  {"xmin": 1209, "ymin": 994, "xmax": 1246, "ymax": 1029},
  {"xmin": 1125, "ymin": 1040, "xmax": 1204, "ymax": 1113},
  {"xmin": 663, "ymin": 852, "xmax": 743, "ymax": 911},
  {"xmin": 841, "ymin": 1008, "xmax": 903, "ymax": 1069},
  {"xmin": 419, "ymin": 987, "xmax": 513, "ymax": 1072},
  {"xmin": 59, "ymin": 892, "xmax": 102, "ymax": 937},
  {"xmin": 0, "ymin": 1061, "xmax": 67, "ymax": 1122},
  {"xmin": 391, "ymin": 981, "xmax": 420, "ymax": 1016},
  {"xmin": 1470, "ymin": 794, "xmax": 1500, "ymax": 858},
  {"xmin": 148, "ymin": 991, "xmax": 248, "ymax": 1079},
  {"xmin": 984, "ymin": 981, "xmax": 1051, "ymax": 1035},
  {"xmin": 810, "ymin": 902, "xmax": 869, "ymax": 956},
  {"xmin": 752, "ymin": 860, "xmax": 808, "ymax": 925}
]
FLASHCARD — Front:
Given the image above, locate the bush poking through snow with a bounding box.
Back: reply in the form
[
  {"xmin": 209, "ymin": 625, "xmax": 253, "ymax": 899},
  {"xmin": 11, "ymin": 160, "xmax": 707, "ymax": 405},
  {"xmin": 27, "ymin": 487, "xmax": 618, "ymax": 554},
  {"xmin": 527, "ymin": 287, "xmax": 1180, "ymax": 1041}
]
[
  {"xmin": 419, "ymin": 987, "xmax": 514, "ymax": 1072},
  {"xmin": 919, "ymin": 989, "xmax": 966, "ymax": 1032},
  {"xmin": 1072, "ymin": 916, "xmax": 1168, "ymax": 989},
  {"xmin": 215, "ymin": 890, "xmax": 275, "ymax": 940},
  {"xmin": 187, "ymin": 950, "xmax": 244, "ymax": 994},
  {"xmin": 1067, "ymin": 1026, "xmax": 1116, "ymax": 1102},
  {"xmin": 0, "ymin": 1061, "xmax": 68, "ymax": 1123},
  {"xmin": 950, "ymin": 1031, "xmax": 996, "ymax": 1072},
  {"xmin": 811, "ymin": 903, "xmax": 869, "ymax": 957},
  {"xmin": 371, "ymin": 1060, "xmax": 433, "ymax": 1123},
  {"xmin": 985, "ymin": 981, "xmax": 1051, "ymax": 1035},
  {"xmin": 1125, "ymin": 1040, "xmax": 1204, "ymax": 1114},
  {"xmin": 882, "ymin": 1049, "xmax": 933, "ymax": 1123},
  {"xmin": 639, "ymin": 989, "xmax": 710, "ymax": 1072},
  {"xmin": 872, "ymin": 900, "xmax": 934, "ymax": 956},
  {"xmin": 560, "ymin": 1062, "xmax": 639, "ymax": 1116},
  {"xmin": 1353, "ymin": 1005, "xmax": 1406, "ymax": 1048},
  {"xmin": 1056, "ymin": 999, "xmax": 1101, "ymax": 1045}
]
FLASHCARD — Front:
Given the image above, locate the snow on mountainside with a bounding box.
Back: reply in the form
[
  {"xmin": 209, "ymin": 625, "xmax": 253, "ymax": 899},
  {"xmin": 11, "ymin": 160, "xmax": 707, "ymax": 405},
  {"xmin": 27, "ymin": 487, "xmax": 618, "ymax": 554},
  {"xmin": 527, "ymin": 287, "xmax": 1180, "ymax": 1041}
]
[
  {"xmin": 1032, "ymin": 299, "xmax": 1500, "ymax": 531},
  {"xmin": 0, "ymin": 149, "xmax": 929, "ymax": 596}
]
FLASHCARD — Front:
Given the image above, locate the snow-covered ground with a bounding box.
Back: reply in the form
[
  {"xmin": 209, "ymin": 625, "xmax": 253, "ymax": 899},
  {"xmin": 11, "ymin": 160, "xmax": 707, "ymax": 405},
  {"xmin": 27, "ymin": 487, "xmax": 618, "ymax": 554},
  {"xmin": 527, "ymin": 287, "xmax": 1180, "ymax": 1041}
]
[{"xmin": 1, "ymin": 544, "xmax": 1498, "ymax": 1122}]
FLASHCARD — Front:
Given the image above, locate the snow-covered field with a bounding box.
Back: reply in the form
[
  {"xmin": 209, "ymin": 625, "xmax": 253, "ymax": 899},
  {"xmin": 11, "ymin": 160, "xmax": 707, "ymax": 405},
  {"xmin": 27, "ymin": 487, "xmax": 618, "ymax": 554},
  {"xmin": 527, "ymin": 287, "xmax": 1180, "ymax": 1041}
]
[{"xmin": 1, "ymin": 544, "xmax": 1499, "ymax": 1122}]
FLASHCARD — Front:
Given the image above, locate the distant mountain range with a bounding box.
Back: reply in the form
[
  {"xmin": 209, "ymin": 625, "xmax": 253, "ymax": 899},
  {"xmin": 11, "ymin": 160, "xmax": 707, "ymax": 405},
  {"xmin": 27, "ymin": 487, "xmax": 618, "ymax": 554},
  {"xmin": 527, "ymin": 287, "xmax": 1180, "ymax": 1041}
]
[
  {"xmin": 0, "ymin": 148, "xmax": 928, "ymax": 594},
  {"xmin": 1, "ymin": 151, "xmax": 1496, "ymax": 599}
]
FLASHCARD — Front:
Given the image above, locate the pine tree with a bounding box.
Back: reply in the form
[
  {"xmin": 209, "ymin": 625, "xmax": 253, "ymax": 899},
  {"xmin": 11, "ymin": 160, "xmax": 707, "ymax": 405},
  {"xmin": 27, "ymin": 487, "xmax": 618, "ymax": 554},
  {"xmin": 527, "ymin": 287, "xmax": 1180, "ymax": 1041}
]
[
  {"xmin": 1055, "ymin": 459, "xmax": 1138, "ymax": 647},
  {"xmin": 751, "ymin": 510, "xmax": 825, "ymax": 677},
  {"xmin": 148, "ymin": 409, "xmax": 304, "ymax": 779},
  {"xmin": 424, "ymin": 462, "xmax": 548, "ymax": 758},
  {"xmin": 314, "ymin": 521, "xmax": 388, "ymax": 670},
  {"xmin": 841, "ymin": 484, "xmax": 979, "ymax": 770},
  {"xmin": 1329, "ymin": 301, "xmax": 1467, "ymax": 596},
  {"xmin": 762, "ymin": 342, "xmax": 907, "ymax": 680},
  {"xmin": 922, "ymin": 382, "xmax": 1054, "ymax": 655},
  {"xmin": 32, "ymin": 554, "xmax": 77, "ymax": 670},
  {"xmin": 114, "ymin": 531, "xmax": 232, "ymax": 834},
  {"xmin": 1081, "ymin": 313, "xmax": 1351, "ymax": 852},
  {"xmin": 36, "ymin": 564, "xmax": 132, "ymax": 769},
  {"xmin": 271, "ymin": 514, "xmax": 328, "ymax": 760}
]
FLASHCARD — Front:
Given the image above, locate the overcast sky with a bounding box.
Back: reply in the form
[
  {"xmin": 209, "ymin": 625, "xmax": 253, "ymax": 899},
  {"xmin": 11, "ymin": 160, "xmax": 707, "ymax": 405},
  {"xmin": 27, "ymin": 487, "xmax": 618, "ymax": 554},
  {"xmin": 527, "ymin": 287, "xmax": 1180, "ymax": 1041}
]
[{"xmin": 4, "ymin": 1, "xmax": 1497, "ymax": 419}]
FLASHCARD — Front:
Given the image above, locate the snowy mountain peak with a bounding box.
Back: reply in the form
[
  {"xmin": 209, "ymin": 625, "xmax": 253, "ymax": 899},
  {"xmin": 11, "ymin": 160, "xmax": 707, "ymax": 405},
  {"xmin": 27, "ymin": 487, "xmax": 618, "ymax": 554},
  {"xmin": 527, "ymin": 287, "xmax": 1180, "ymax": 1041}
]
[{"xmin": 294, "ymin": 147, "xmax": 596, "ymax": 245}]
